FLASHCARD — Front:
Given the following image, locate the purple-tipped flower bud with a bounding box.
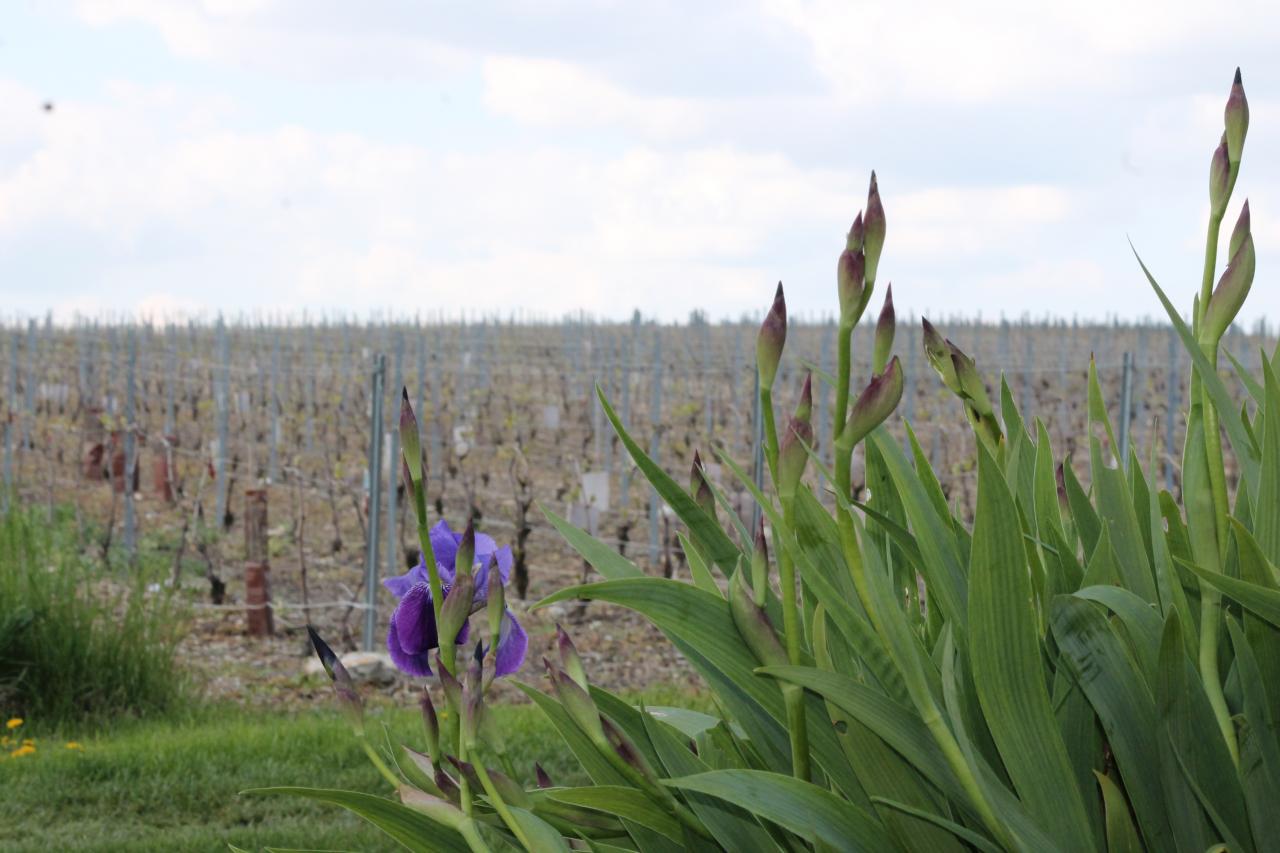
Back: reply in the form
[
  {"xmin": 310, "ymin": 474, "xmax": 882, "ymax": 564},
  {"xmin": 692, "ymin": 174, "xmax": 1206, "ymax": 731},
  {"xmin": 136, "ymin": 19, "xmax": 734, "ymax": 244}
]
[
  {"xmin": 420, "ymin": 689, "xmax": 441, "ymax": 760},
  {"xmin": 776, "ymin": 373, "xmax": 814, "ymax": 498},
  {"xmin": 601, "ymin": 716, "xmax": 657, "ymax": 781},
  {"xmin": 447, "ymin": 757, "xmax": 531, "ymax": 809},
  {"xmin": 556, "ymin": 624, "xmax": 588, "ymax": 690},
  {"xmin": 795, "ymin": 371, "xmax": 813, "ymax": 422},
  {"xmin": 863, "ymin": 172, "xmax": 886, "ymax": 285},
  {"xmin": 690, "ymin": 451, "xmax": 716, "ymax": 520},
  {"xmin": 751, "ymin": 516, "xmax": 769, "ymax": 606},
  {"xmin": 839, "ymin": 357, "xmax": 904, "ymax": 450},
  {"xmin": 307, "ymin": 625, "xmax": 364, "ymax": 734},
  {"xmin": 1054, "ymin": 461, "xmax": 1070, "ymax": 515},
  {"xmin": 1203, "ymin": 206, "xmax": 1256, "ymax": 344},
  {"xmin": 400, "ymin": 388, "xmax": 424, "ymax": 489},
  {"xmin": 756, "ymin": 282, "xmax": 787, "ymax": 391},
  {"xmin": 400, "ymin": 745, "xmax": 450, "ymax": 799},
  {"xmin": 436, "ymin": 572, "xmax": 474, "ymax": 656},
  {"xmin": 1225, "ymin": 67, "xmax": 1249, "ymax": 167},
  {"xmin": 729, "ymin": 569, "xmax": 789, "ymax": 667},
  {"xmin": 1210, "ymin": 135, "xmax": 1231, "ymax": 218},
  {"xmin": 455, "ymin": 521, "xmax": 476, "ymax": 578},
  {"xmin": 461, "ymin": 688, "xmax": 483, "ymax": 749},
  {"xmin": 922, "ymin": 318, "xmax": 961, "ymax": 394},
  {"xmin": 846, "ymin": 211, "xmax": 865, "ymax": 253},
  {"xmin": 435, "ymin": 652, "xmax": 463, "ymax": 712},
  {"xmin": 535, "ymin": 762, "xmax": 554, "ymax": 788},
  {"xmin": 837, "ymin": 249, "xmax": 866, "ymax": 321},
  {"xmin": 950, "ymin": 346, "xmax": 995, "ymax": 419},
  {"xmin": 873, "ymin": 284, "xmax": 895, "ymax": 373},
  {"xmin": 467, "ymin": 639, "xmax": 485, "ymax": 692},
  {"xmin": 486, "ymin": 565, "xmax": 504, "ymax": 644},
  {"xmin": 547, "ymin": 659, "xmax": 607, "ymax": 746},
  {"xmin": 1229, "ymin": 199, "xmax": 1251, "ymax": 260}
]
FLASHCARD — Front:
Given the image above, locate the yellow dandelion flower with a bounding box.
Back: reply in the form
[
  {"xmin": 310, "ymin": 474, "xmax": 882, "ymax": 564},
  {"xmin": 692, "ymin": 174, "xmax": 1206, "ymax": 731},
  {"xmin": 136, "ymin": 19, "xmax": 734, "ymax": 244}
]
[
  {"xmin": 5, "ymin": 718, "xmax": 22, "ymax": 730},
  {"xmin": 22, "ymin": 738, "xmax": 35, "ymax": 747},
  {"xmin": 10, "ymin": 745, "xmax": 35, "ymax": 758},
  {"xmin": 65, "ymin": 742, "xmax": 83, "ymax": 750}
]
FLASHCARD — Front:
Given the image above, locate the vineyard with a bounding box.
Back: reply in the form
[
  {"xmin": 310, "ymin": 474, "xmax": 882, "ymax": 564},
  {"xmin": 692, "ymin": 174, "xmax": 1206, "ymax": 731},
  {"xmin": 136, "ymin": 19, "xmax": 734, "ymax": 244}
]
[{"xmin": 0, "ymin": 313, "xmax": 1267, "ymax": 697}]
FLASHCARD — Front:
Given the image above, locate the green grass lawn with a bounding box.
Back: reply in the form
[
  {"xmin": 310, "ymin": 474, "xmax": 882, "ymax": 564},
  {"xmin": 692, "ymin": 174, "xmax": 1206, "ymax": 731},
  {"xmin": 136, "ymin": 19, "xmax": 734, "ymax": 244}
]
[{"xmin": 0, "ymin": 701, "xmax": 587, "ymax": 853}]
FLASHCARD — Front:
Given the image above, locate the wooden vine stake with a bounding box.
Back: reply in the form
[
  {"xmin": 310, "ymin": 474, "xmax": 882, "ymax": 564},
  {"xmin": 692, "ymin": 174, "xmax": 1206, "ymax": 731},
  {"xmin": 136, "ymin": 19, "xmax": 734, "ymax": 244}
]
[{"xmin": 244, "ymin": 487, "xmax": 274, "ymax": 637}]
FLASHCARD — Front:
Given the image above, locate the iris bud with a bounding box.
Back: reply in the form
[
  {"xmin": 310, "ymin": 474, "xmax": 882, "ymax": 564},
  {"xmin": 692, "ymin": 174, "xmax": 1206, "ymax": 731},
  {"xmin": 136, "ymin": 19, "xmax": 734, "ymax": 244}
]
[
  {"xmin": 840, "ymin": 357, "xmax": 904, "ymax": 450},
  {"xmin": 556, "ymin": 624, "xmax": 588, "ymax": 690},
  {"xmin": 873, "ymin": 284, "xmax": 895, "ymax": 373},
  {"xmin": 1225, "ymin": 68, "xmax": 1249, "ymax": 167},
  {"xmin": 863, "ymin": 172, "xmax": 887, "ymax": 285},
  {"xmin": 486, "ymin": 566, "xmax": 504, "ymax": 645},
  {"xmin": 922, "ymin": 319, "xmax": 961, "ymax": 394},
  {"xmin": 1203, "ymin": 203, "xmax": 1255, "ymax": 345},
  {"xmin": 547, "ymin": 660, "xmax": 607, "ymax": 746},
  {"xmin": 728, "ymin": 570, "xmax": 789, "ymax": 667},
  {"xmin": 399, "ymin": 387, "xmax": 424, "ymax": 488},
  {"xmin": 307, "ymin": 625, "xmax": 364, "ymax": 735},
  {"xmin": 435, "ymin": 652, "xmax": 463, "ymax": 712},
  {"xmin": 1209, "ymin": 136, "xmax": 1231, "ymax": 218},
  {"xmin": 756, "ymin": 283, "xmax": 787, "ymax": 392},
  {"xmin": 847, "ymin": 211, "xmax": 865, "ymax": 253},
  {"xmin": 690, "ymin": 451, "xmax": 716, "ymax": 520},
  {"xmin": 751, "ymin": 515, "xmax": 769, "ymax": 606},
  {"xmin": 437, "ymin": 572, "xmax": 474, "ymax": 654},
  {"xmin": 420, "ymin": 689, "xmax": 441, "ymax": 760},
  {"xmin": 776, "ymin": 373, "xmax": 814, "ymax": 498},
  {"xmin": 455, "ymin": 521, "xmax": 476, "ymax": 578},
  {"xmin": 837, "ymin": 249, "xmax": 866, "ymax": 321}
]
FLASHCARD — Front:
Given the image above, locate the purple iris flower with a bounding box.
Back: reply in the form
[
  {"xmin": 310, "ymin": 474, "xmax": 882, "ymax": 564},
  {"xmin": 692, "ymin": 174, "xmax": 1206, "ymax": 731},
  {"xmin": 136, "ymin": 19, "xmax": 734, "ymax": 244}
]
[{"xmin": 383, "ymin": 520, "xmax": 527, "ymax": 678}]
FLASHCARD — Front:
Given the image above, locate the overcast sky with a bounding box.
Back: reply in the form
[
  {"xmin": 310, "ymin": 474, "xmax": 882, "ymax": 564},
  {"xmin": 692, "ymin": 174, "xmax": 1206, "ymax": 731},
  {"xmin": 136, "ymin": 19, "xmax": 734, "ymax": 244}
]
[{"xmin": 2, "ymin": 1, "xmax": 1279, "ymax": 325}]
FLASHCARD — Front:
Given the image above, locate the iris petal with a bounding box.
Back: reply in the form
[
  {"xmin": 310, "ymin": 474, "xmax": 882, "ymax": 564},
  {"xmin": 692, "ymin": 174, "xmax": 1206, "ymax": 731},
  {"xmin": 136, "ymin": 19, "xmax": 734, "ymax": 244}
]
[
  {"xmin": 393, "ymin": 584, "xmax": 437, "ymax": 654},
  {"xmin": 386, "ymin": 621, "xmax": 433, "ymax": 677},
  {"xmin": 493, "ymin": 609, "xmax": 528, "ymax": 676}
]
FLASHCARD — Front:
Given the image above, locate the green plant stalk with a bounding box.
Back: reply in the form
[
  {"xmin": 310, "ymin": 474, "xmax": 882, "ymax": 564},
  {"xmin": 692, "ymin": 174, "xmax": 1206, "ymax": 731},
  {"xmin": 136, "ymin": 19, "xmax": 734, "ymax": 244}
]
[
  {"xmin": 834, "ymin": 319, "xmax": 854, "ymax": 448},
  {"xmin": 472, "ymin": 759, "xmax": 534, "ymax": 849},
  {"xmin": 359, "ymin": 737, "xmax": 402, "ymax": 790},
  {"xmin": 777, "ymin": 498, "xmax": 810, "ymax": 782},
  {"xmin": 1192, "ymin": 209, "xmax": 1241, "ymax": 768},
  {"xmin": 411, "ymin": 481, "xmax": 449, "ymax": 673},
  {"xmin": 457, "ymin": 735, "xmax": 474, "ymax": 817},
  {"xmin": 761, "ymin": 387, "xmax": 780, "ymax": 485},
  {"xmin": 918, "ymin": 703, "xmax": 1017, "ymax": 851},
  {"xmin": 457, "ymin": 823, "xmax": 491, "ymax": 853}
]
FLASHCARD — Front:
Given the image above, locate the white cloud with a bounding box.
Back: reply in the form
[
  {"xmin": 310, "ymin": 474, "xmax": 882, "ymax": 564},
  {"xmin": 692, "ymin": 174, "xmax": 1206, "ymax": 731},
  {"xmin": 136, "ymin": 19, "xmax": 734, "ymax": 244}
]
[
  {"xmin": 892, "ymin": 185, "xmax": 1074, "ymax": 255},
  {"xmin": 74, "ymin": 0, "xmax": 469, "ymax": 79},
  {"xmin": 482, "ymin": 56, "xmax": 706, "ymax": 140},
  {"xmin": 760, "ymin": 0, "xmax": 1242, "ymax": 104}
]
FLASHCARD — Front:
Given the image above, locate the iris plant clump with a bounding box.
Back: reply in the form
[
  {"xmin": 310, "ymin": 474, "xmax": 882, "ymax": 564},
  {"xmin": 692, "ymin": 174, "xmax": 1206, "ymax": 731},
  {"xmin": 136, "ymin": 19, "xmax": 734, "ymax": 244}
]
[{"xmin": 257, "ymin": 69, "xmax": 1280, "ymax": 851}]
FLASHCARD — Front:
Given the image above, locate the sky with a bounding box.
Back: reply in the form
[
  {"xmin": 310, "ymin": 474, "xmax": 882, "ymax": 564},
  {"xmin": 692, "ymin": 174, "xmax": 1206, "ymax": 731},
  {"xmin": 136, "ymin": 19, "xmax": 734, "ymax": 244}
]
[{"xmin": 2, "ymin": 1, "xmax": 1279, "ymax": 325}]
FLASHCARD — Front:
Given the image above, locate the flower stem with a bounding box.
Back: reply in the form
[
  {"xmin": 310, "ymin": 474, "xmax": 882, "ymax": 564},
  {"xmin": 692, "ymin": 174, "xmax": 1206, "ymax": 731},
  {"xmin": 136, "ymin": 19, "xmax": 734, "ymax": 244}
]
[
  {"xmin": 359, "ymin": 737, "xmax": 402, "ymax": 790},
  {"xmin": 761, "ymin": 387, "xmax": 780, "ymax": 486},
  {"xmin": 834, "ymin": 319, "xmax": 853, "ymax": 445},
  {"xmin": 472, "ymin": 759, "xmax": 534, "ymax": 849},
  {"xmin": 778, "ymin": 500, "xmax": 810, "ymax": 781},
  {"xmin": 1193, "ymin": 208, "xmax": 1240, "ymax": 768}
]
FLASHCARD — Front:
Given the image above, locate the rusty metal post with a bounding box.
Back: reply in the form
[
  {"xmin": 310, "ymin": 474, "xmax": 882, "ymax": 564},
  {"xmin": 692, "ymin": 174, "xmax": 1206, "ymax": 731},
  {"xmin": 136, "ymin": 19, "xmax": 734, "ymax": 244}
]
[{"xmin": 244, "ymin": 487, "xmax": 274, "ymax": 636}]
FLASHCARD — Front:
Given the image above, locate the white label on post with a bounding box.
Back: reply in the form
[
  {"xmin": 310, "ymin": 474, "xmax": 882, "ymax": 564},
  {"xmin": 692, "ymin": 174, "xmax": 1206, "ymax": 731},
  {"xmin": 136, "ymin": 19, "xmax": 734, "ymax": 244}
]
[{"xmin": 581, "ymin": 470, "xmax": 610, "ymax": 511}]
